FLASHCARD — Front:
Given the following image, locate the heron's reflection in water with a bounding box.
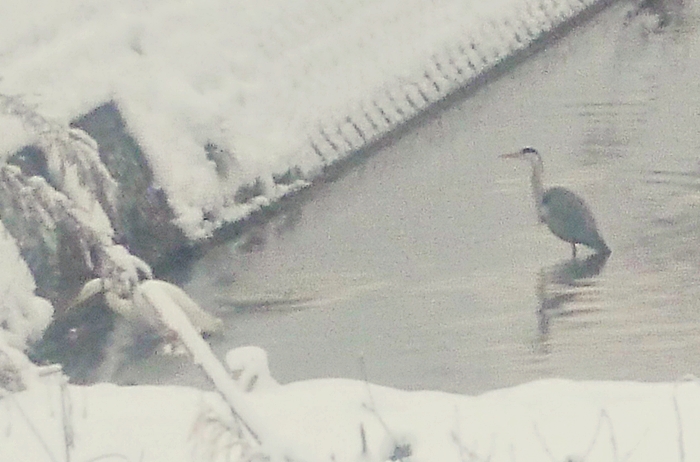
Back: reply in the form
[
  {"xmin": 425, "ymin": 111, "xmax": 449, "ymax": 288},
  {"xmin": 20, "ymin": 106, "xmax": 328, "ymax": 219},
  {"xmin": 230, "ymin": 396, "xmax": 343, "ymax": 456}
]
[{"xmin": 536, "ymin": 252, "xmax": 610, "ymax": 339}]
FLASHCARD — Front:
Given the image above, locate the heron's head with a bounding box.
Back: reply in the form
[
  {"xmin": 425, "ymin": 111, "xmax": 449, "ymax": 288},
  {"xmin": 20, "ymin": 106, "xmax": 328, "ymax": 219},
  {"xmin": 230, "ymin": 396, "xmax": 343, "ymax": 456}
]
[{"xmin": 500, "ymin": 146, "xmax": 540, "ymax": 161}]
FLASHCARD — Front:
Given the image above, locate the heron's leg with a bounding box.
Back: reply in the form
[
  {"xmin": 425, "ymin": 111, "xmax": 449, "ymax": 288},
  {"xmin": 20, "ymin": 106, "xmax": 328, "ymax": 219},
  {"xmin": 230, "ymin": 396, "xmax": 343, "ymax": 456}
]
[{"xmin": 571, "ymin": 243, "xmax": 577, "ymax": 259}]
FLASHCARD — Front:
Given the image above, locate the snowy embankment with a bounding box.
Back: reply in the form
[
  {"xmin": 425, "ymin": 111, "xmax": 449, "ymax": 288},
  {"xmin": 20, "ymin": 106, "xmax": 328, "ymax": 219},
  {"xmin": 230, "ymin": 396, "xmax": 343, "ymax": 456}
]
[
  {"xmin": 1, "ymin": 0, "xmax": 610, "ymax": 239},
  {"xmin": 2, "ymin": 348, "xmax": 699, "ymax": 462}
]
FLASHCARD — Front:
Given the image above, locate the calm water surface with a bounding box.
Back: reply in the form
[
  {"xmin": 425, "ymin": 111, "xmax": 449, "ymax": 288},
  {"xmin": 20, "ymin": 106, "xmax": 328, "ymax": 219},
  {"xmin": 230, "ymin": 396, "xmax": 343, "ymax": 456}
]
[{"xmin": 124, "ymin": 2, "xmax": 700, "ymax": 394}]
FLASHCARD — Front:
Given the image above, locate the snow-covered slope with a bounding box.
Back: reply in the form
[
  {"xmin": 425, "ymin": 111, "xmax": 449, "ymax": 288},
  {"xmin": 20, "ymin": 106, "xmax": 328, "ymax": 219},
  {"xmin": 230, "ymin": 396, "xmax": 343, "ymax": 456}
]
[
  {"xmin": 2, "ymin": 348, "xmax": 698, "ymax": 462},
  {"xmin": 0, "ymin": 0, "xmax": 611, "ymax": 239}
]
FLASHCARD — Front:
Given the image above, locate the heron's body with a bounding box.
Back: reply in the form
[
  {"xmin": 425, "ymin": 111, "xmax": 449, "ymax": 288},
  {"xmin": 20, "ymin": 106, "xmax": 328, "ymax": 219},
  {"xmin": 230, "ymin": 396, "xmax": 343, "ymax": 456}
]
[
  {"xmin": 501, "ymin": 147, "xmax": 610, "ymax": 258},
  {"xmin": 541, "ymin": 187, "xmax": 609, "ymax": 256}
]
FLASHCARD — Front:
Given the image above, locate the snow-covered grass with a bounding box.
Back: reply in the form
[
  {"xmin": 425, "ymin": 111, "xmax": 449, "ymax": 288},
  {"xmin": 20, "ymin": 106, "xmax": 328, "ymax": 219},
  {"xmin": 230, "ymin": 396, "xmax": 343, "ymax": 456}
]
[
  {"xmin": 0, "ymin": 222, "xmax": 51, "ymax": 353},
  {"xmin": 0, "ymin": 221, "xmax": 52, "ymax": 391},
  {"xmin": 2, "ymin": 348, "xmax": 699, "ymax": 462}
]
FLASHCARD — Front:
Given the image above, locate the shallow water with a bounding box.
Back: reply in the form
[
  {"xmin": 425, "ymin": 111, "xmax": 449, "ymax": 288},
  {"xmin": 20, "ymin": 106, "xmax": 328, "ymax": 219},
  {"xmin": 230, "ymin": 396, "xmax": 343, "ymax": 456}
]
[{"xmin": 122, "ymin": 1, "xmax": 700, "ymax": 394}]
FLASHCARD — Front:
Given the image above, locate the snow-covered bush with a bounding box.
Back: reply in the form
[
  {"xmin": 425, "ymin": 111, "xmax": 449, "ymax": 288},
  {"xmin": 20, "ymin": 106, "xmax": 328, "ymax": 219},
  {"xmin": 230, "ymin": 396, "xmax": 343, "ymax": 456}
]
[{"xmin": 0, "ymin": 222, "xmax": 53, "ymax": 390}]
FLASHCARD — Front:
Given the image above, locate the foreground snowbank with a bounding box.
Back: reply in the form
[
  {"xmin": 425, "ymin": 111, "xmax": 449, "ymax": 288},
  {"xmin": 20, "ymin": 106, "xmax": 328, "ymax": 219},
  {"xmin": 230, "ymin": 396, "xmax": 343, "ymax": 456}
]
[{"xmin": 1, "ymin": 353, "xmax": 698, "ymax": 462}]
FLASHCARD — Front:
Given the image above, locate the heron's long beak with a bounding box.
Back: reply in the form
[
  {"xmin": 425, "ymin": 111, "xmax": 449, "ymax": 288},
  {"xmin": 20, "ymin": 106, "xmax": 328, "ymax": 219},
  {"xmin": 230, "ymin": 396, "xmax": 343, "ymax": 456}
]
[{"xmin": 500, "ymin": 151, "xmax": 522, "ymax": 159}]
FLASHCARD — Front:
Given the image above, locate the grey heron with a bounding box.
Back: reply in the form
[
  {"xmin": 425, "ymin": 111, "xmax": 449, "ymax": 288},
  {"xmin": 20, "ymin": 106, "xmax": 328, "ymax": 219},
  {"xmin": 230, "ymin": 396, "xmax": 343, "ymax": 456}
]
[{"xmin": 501, "ymin": 147, "xmax": 610, "ymax": 258}]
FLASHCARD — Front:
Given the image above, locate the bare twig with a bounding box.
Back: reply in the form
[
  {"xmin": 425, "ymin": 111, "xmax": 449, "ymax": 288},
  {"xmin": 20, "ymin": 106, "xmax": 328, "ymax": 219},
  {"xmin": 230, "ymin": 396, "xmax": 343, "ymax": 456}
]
[
  {"xmin": 672, "ymin": 383, "xmax": 685, "ymax": 462},
  {"xmin": 60, "ymin": 378, "xmax": 74, "ymax": 462},
  {"xmin": 450, "ymin": 430, "xmax": 492, "ymax": 462},
  {"xmin": 358, "ymin": 355, "xmax": 411, "ymax": 461},
  {"xmin": 0, "ymin": 389, "xmax": 59, "ymax": 462},
  {"xmin": 360, "ymin": 423, "xmax": 368, "ymax": 456},
  {"xmin": 603, "ymin": 410, "xmax": 619, "ymax": 461},
  {"xmin": 147, "ymin": 292, "xmax": 264, "ymax": 447},
  {"xmin": 359, "ymin": 355, "xmax": 392, "ymax": 435},
  {"xmin": 82, "ymin": 454, "xmax": 132, "ymax": 462},
  {"xmin": 618, "ymin": 426, "xmax": 647, "ymax": 462},
  {"xmin": 577, "ymin": 409, "xmax": 619, "ymax": 462},
  {"xmin": 2, "ymin": 398, "xmax": 10, "ymax": 437},
  {"xmin": 450, "ymin": 407, "xmax": 492, "ymax": 462},
  {"xmin": 532, "ymin": 422, "xmax": 558, "ymax": 462},
  {"xmin": 190, "ymin": 402, "xmax": 254, "ymax": 461}
]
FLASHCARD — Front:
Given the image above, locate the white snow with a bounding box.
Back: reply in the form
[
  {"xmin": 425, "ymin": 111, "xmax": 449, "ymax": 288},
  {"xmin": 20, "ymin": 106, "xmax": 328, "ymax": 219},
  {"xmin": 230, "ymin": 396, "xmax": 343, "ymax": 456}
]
[
  {"xmin": 0, "ymin": 222, "xmax": 52, "ymax": 352},
  {"xmin": 226, "ymin": 346, "xmax": 280, "ymax": 393},
  {"xmin": 1, "ymin": 351, "xmax": 699, "ymax": 462},
  {"xmin": 0, "ymin": 221, "xmax": 53, "ymax": 391}
]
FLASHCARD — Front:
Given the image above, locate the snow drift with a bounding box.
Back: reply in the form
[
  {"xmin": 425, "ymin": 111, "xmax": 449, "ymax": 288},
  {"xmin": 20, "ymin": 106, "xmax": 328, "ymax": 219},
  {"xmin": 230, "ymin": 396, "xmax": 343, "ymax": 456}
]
[{"xmin": 1, "ymin": 347, "xmax": 699, "ymax": 462}]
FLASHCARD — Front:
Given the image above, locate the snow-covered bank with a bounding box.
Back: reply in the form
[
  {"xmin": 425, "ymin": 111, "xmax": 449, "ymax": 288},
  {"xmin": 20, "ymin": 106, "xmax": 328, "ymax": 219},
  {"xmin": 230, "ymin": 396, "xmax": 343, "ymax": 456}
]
[
  {"xmin": 2, "ymin": 348, "xmax": 699, "ymax": 462},
  {"xmin": 1, "ymin": 0, "xmax": 614, "ymax": 240}
]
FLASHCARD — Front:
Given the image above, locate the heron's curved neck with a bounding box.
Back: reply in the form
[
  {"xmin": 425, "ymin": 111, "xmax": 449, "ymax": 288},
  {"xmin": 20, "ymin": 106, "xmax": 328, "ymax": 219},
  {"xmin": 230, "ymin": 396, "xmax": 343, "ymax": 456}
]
[{"xmin": 528, "ymin": 153, "xmax": 545, "ymax": 208}]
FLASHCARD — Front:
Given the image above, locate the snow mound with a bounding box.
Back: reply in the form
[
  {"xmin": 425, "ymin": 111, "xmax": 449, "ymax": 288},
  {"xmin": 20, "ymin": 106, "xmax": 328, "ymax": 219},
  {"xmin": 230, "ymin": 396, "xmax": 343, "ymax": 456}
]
[
  {"xmin": 226, "ymin": 346, "xmax": 280, "ymax": 393},
  {"xmin": 1, "ymin": 354, "xmax": 699, "ymax": 462}
]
